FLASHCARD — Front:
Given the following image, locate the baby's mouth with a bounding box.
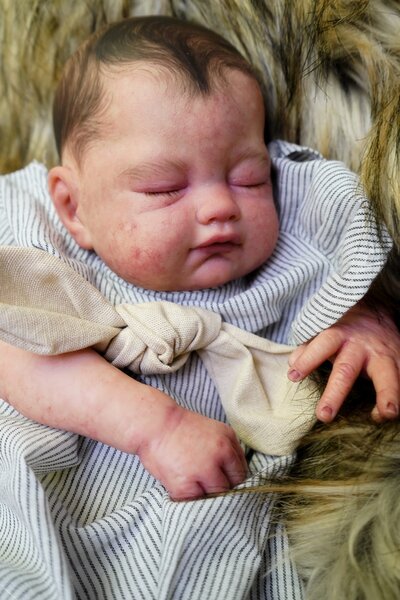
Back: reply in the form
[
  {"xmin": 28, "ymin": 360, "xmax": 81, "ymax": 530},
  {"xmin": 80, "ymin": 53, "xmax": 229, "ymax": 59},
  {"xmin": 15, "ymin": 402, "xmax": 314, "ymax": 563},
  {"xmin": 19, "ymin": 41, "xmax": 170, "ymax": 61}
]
[
  {"xmin": 198, "ymin": 241, "xmax": 239, "ymax": 254},
  {"xmin": 195, "ymin": 234, "xmax": 241, "ymax": 253}
]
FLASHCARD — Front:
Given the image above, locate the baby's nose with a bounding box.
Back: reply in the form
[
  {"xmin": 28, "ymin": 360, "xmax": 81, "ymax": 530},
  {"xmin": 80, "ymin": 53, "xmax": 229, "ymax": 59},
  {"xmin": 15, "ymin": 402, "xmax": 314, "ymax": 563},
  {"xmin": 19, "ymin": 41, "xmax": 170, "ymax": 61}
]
[{"xmin": 196, "ymin": 185, "xmax": 240, "ymax": 224}]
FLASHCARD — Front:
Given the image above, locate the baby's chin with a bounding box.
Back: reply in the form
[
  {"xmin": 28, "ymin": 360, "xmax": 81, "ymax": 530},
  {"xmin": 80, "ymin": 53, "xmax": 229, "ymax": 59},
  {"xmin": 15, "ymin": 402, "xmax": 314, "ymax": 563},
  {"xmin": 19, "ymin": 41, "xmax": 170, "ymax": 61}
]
[
  {"xmin": 133, "ymin": 269, "xmax": 238, "ymax": 292},
  {"xmin": 184, "ymin": 255, "xmax": 267, "ymax": 290},
  {"xmin": 162, "ymin": 262, "xmax": 256, "ymax": 292}
]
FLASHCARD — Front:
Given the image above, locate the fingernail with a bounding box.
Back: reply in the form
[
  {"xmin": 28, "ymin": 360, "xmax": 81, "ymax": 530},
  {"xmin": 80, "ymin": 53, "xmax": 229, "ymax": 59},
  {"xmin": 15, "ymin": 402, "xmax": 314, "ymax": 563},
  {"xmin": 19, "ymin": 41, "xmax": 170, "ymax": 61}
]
[
  {"xmin": 319, "ymin": 406, "xmax": 333, "ymax": 421},
  {"xmin": 288, "ymin": 369, "xmax": 302, "ymax": 382},
  {"xmin": 386, "ymin": 402, "xmax": 398, "ymax": 417}
]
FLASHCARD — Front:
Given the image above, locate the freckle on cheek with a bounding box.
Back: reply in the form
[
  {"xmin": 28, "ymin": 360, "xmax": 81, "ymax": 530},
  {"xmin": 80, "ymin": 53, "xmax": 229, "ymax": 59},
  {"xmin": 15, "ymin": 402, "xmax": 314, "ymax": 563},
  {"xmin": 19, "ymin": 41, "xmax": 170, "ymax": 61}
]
[
  {"xmin": 131, "ymin": 247, "xmax": 164, "ymax": 269},
  {"xmin": 143, "ymin": 248, "xmax": 166, "ymax": 271},
  {"xmin": 132, "ymin": 247, "xmax": 142, "ymax": 260}
]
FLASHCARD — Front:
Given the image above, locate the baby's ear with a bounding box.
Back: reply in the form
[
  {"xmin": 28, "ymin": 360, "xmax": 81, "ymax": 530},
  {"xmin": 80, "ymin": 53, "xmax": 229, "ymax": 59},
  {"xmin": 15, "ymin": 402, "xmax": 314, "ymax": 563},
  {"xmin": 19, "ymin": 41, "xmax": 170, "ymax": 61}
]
[{"xmin": 48, "ymin": 166, "xmax": 93, "ymax": 250}]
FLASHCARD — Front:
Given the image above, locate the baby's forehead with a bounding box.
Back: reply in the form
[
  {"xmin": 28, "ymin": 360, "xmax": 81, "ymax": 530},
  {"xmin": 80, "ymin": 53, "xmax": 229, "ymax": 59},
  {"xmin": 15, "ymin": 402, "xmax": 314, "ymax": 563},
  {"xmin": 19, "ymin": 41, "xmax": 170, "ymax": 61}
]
[
  {"xmin": 99, "ymin": 61, "xmax": 186, "ymax": 93},
  {"xmin": 72, "ymin": 62, "xmax": 266, "ymax": 163},
  {"xmin": 101, "ymin": 66, "xmax": 264, "ymax": 132}
]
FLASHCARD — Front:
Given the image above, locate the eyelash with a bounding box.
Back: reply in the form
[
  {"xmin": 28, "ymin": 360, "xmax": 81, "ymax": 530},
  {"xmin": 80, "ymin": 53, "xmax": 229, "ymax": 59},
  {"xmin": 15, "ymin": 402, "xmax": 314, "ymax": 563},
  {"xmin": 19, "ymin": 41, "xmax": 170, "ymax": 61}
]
[
  {"xmin": 143, "ymin": 189, "xmax": 182, "ymax": 198},
  {"xmin": 232, "ymin": 180, "xmax": 268, "ymax": 189},
  {"xmin": 245, "ymin": 182, "xmax": 267, "ymax": 188}
]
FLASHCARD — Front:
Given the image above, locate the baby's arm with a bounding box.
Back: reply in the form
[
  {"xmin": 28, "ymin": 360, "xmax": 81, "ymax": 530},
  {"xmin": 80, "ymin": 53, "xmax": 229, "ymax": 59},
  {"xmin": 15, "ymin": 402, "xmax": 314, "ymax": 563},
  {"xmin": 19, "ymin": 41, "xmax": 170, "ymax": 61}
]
[
  {"xmin": 288, "ymin": 301, "xmax": 400, "ymax": 422},
  {"xmin": 0, "ymin": 340, "xmax": 247, "ymax": 499}
]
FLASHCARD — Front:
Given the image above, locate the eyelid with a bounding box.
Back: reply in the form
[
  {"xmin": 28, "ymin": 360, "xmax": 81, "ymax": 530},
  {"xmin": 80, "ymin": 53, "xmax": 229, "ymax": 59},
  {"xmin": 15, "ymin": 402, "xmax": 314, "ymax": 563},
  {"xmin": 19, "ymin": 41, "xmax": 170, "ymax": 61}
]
[
  {"xmin": 245, "ymin": 181, "xmax": 268, "ymax": 188},
  {"xmin": 229, "ymin": 176, "xmax": 271, "ymax": 188},
  {"xmin": 229, "ymin": 159, "xmax": 270, "ymax": 188},
  {"xmin": 142, "ymin": 188, "xmax": 184, "ymax": 198}
]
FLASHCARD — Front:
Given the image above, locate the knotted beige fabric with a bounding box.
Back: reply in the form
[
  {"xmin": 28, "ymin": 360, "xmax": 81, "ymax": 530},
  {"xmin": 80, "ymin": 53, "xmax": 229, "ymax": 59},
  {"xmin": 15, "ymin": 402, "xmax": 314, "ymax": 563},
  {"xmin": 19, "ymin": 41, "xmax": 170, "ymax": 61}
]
[{"xmin": 0, "ymin": 246, "xmax": 318, "ymax": 454}]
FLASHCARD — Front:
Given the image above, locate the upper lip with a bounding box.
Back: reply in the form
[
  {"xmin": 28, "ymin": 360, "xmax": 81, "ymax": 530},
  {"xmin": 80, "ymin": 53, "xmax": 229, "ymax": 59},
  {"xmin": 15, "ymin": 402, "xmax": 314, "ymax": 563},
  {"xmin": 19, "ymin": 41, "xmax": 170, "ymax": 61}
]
[{"xmin": 196, "ymin": 234, "xmax": 241, "ymax": 248}]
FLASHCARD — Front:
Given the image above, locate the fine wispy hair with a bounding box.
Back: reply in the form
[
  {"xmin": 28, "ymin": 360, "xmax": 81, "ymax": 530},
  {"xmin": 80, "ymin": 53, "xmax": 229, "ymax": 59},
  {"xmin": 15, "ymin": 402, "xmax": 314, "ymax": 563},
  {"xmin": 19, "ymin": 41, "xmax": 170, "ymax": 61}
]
[{"xmin": 1, "ymin": 1, "xmax": 400, "ymax": 598}]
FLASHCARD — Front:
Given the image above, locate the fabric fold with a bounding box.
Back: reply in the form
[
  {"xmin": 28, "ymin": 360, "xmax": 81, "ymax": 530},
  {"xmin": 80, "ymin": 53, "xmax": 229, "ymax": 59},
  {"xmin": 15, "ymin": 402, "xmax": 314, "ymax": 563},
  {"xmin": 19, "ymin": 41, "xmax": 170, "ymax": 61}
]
[{"xmin": 0, "ymin": 245, "xmax": 317, "ymax": 454}]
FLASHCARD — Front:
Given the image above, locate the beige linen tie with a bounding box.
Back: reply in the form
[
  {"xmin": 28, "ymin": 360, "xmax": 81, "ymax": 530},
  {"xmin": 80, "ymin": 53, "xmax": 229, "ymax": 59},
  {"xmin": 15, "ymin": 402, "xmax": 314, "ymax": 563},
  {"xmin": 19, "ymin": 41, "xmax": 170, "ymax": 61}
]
[{"xmin": 0, "ymin": 246, "xmax": 318, "ymax": 454}]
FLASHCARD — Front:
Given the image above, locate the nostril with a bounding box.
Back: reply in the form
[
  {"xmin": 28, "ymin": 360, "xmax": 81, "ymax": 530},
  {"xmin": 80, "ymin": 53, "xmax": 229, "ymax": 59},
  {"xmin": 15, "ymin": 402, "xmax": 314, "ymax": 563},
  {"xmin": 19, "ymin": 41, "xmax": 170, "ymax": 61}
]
[{"xmin": 206, "ymin": 212, "xmax": 239, "ymax": 224}]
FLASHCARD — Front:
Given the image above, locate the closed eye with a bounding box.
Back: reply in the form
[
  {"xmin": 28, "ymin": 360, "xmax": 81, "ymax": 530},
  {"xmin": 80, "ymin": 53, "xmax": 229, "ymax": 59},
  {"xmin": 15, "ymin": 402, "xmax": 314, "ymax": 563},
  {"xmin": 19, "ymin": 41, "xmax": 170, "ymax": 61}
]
[
  {"xmin": 232, "ymin": 178, "xmax": 270, "ymax": 189},
  {"xmin": 244, "ymin": 181, "xmax": 268, "ymax": 188},
  {"xmin": 143, "ymin": 189, "xmax": 183, "ymax": 198}
]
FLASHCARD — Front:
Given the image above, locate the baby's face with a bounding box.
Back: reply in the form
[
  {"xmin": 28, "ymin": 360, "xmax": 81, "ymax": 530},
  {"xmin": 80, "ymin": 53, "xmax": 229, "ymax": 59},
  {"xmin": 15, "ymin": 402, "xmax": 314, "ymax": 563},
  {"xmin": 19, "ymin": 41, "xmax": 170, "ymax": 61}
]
[{"xmin": 66, "ymin": 67, "xmax": 279, "ymax": 290}]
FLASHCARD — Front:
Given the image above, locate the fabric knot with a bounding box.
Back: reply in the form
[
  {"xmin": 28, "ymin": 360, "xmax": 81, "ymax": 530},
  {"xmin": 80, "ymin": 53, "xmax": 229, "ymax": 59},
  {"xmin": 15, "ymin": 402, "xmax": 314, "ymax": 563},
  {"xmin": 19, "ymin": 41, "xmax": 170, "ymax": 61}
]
[{"xmin": 107, "ymin": 302, "xmax": 222, "ymax": 373}]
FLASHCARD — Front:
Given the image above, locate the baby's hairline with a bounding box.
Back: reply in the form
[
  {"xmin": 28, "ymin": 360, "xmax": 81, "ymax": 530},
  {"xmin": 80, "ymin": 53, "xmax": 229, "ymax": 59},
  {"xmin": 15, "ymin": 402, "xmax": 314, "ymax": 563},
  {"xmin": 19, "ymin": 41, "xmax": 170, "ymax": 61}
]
[{"xmin": 60, "ymin": 61, "xmax": 264, "ymax": 165}]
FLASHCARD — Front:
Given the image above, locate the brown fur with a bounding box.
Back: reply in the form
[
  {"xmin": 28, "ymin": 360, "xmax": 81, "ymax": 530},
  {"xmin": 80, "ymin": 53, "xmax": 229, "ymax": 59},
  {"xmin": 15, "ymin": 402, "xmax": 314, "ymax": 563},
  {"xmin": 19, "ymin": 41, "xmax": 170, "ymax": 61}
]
[
  {"xmin": 271, "ymin": 375, "xmax": 400, "ymax": 600},
  {"xmin": 1, "ymin": 1, "xmax": 400, "ymax": 598}
]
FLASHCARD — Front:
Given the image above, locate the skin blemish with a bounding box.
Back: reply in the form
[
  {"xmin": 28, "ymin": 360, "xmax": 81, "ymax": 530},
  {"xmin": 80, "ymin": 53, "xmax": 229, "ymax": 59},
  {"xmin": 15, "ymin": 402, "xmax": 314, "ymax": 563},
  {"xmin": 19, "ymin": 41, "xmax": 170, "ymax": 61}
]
[{"xmin": 132, "ymin": 247, "xmax": 142, "ymax": 260}]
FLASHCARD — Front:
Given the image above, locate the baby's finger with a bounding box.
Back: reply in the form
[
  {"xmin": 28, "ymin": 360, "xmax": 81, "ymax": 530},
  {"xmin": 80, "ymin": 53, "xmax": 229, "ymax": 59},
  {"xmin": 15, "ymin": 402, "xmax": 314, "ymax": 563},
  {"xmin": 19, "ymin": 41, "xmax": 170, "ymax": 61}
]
[
  {"xmin": 201, "ymin": 466, "xmax": 236, "ymax": 496},
  {"xmin": 288, "ymin": 343, "xmax": 307, "ymax": 367},
  {"xmin": 169, "ymin": 479, "xmax": 208, "ymax": 501},
  {"xmin": 288, "ymin": 329, "xmax": 343, "ymax": 381},
  {"xmin": 366, "ymin": 355, "xmax": 400, "ymax": 421},
  {"xmin": 221, "ymin": 444, "xmax": 247, "ymax": 487},
  {"xmin": 223, "ymin": 428, "xmax": 248, "ymax": 474},
  {"xmin": 316, "ymin": 349, "xmax": 365, "ymax": 422},
  {"xmin": 170, "ymin": 465, "xmax": 236, "ymax": 500}
]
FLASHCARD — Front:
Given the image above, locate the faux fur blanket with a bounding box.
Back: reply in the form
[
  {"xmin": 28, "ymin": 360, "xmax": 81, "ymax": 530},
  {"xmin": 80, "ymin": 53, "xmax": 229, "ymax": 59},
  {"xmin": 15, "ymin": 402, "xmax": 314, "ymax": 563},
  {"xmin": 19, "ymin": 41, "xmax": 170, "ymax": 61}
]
[{"xmin": 1, "ymin": 2, "xmax": 400, "ymax": 599}]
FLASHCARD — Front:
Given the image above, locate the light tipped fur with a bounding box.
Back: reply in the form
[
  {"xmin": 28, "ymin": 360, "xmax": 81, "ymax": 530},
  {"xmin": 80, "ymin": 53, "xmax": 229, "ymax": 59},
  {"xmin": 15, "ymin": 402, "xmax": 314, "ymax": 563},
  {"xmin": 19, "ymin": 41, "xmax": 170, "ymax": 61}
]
[
  {"xmin": 279, "ymin": 418, "xmax": 400, "ymax": 600},
  {"xmin": 1, "ymin": 1, "xmax": 400, "ymax": 598}
]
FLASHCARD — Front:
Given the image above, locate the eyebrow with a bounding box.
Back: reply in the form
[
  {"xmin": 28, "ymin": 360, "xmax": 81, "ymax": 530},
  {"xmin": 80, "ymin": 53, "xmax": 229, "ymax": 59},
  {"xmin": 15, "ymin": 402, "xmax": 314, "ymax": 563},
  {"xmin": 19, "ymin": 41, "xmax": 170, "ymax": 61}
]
[{"xmin": 118, "ymin": 159, "xmax": 187, "ymax": 182}]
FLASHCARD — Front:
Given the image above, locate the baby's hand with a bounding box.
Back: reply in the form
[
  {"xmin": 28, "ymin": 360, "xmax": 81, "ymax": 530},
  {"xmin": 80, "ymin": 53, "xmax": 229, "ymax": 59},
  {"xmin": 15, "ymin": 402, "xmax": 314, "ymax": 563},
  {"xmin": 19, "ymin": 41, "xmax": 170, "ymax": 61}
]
[
  {"xmin": 137, "ymin": 405, "xmax": 248, "ymax": 500},
  {"xmin": 288, "ymin": 302, "xmax": 400, "ymax": 423}
]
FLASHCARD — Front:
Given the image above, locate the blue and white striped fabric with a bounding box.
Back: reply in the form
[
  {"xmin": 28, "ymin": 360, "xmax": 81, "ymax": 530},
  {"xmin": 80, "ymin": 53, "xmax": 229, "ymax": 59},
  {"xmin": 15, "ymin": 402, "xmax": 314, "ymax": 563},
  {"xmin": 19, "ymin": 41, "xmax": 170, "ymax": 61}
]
[{"xmin": 0, "ymin": 140, "xmax": 390, "ymax": 599}]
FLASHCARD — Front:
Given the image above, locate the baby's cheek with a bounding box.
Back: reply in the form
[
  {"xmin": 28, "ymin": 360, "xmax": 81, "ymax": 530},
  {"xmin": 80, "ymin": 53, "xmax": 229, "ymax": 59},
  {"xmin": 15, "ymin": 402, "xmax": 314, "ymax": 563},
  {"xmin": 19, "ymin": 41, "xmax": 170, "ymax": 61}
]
[
  {"xmin": 131, "ymin": 246, "xmax": 143, "ymax": 261},
  {"xmin": 257, "ymin": 206, "xmax": 279, "ymax": 242},
  {"xmin": 249, "ymin": 212, "xmax": 279, "ymax": 262},
  {"xmin": 114, "ymin": 217, "xmax": 186, "ymax": 288},
  {"xmin": 131, "ymin": 245, "xmax": 162, "ymax": 267},
  {"xmin": 124, "ymin": 245, "xmax": 180, "ymax": 290}
]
